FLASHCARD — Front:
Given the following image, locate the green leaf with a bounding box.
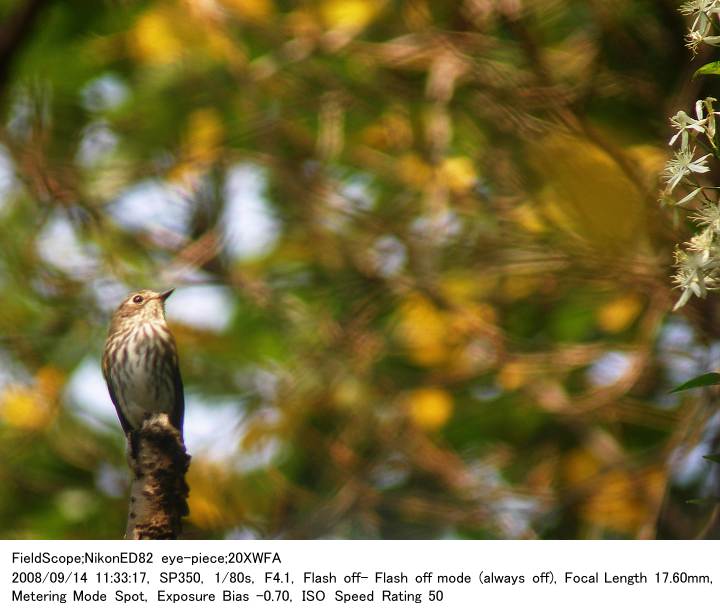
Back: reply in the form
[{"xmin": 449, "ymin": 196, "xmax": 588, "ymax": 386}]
[
  {"xmin": 703, "ymin": 454, "xmax": 720, "ymax": 464},
  {"xmin": 670, "ymin": 373, "xmax": 720, "ymax": 393},
  {"xmin": 686, "ymin": 497, "xmax": 720, "ymax": 505},
  {"xmin": 694, "ymin": 61, "xmax": 720, "ymax": 79}
]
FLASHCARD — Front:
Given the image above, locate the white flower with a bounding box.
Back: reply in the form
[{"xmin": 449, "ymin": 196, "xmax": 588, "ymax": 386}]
[
  {"xmin": 690, "ymin": 202, "xmax": 720, "ymax": 232},
  {"xmin": 662, "ymin": 147, "xmax": 712, "ymax": 192},
  {"xmin": 669, "ymin": 110, "xmax": 707, "ymax": 148},
  {"xmin": 672, "ymin": 246, "xmax": 720, "ymax": 310},
  {"xmin": 686, "ymin": 29, "xmax": 706, "ymax": 54},
  {"xmin": 677, "ymin": 186, "xmax": 704, "ymax": 205},
  {"xmin": 681, "ymin": 2, "xmax": 720, "ymax": 52},
  {"xmin": 668, "ymin": 1, "xmax": 720, "ymax": 310},
  {"xmin": 688, "ymin": 226, "xmax": 716, "ymax": 254},
  {"xmin": 680, "ymin": 0, "xmax": 720, "ymax": 16},
  {"xmin": 698, "ymin": 97, "xmax": 719, "ymax": 142},
  {"xmin": 685, "ymin": 30, "xmax": 720, "ymax": 53},
  {"xmin": 659, "ymin": 186, "xmax": 704, "ymax": 208}
]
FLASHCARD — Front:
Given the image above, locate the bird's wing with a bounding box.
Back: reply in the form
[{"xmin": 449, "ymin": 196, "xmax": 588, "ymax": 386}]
[
  {"xmin": 172, "ymin": 357, "xmax": 185, "ymax": 436},
  {"xmin": 102, "ymin": 351, "xmax": 133, "ymax": 436}
]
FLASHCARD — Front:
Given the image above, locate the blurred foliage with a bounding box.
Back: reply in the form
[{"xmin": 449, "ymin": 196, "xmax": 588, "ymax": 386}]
[{"xmin": 1, "ymin": 0, "xmax": 720, "ymax": 539}]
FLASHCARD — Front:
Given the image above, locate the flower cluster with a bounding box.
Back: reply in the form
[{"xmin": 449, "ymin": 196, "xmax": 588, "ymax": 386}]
[
  {"xmin": 681, "ymin": 0, "xmax": 720, "ymax": 54},
  {"xmin": 663, "ymin": 3, "xmax": 720, "ymax": 310},
  {"xmin": 662, "ymin": 98, "xmax": 720, "ymax": 309}
]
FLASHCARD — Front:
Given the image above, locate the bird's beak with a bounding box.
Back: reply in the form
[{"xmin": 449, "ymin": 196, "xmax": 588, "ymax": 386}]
[{"xmin": 158, "ymin": 288, "xmax": 175, "ymax": 302}]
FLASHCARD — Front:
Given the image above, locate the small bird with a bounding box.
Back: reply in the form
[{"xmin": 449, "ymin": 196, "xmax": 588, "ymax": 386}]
[{"xmin": 102, "ymin": 289, "xmax": 184, "ymax": 443}]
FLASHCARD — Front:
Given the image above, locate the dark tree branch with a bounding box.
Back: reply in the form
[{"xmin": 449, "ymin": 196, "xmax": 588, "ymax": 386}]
[
  {"xmin": 126, "ymin": 415, "xmax": 191, "ymax": 540},
  {"xmin": 0, "ymin": 0, "xmax": 49, "ymax": 103}
]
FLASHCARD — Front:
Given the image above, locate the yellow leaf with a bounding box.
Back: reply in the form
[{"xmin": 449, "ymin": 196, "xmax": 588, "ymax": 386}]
[
  {"xmin": 496, "ymin": 361, "xmax": 529, "ymax": 391},
  {"xmin": 597, "ymin": 294, "xmax": 643, "ymax": 333},
  {"xmin": 361, "ymin": 110, "xmax": 413, "ymax": 150},
  {"xmin": 397, "ymin": 153, "xmax": 433, "ymax": 188},
  {"xmin": 131, "ymin": 4, "xmax": 246, "ymax": 68},
  {"xmin": 320, "ymin": 0, "xmax": 384, "ymax": 30},
  {"xmin": 583, "ymin": 468, "xmax": 664, "ymax": 534},
  {"xmin": 131, "ymin": 8, "xmax": 183, "ymax": 65},
  {"xmin": 564, "ymin": 448, "xmax": 599, "ymax": 486},
  {"xmin": 626, "ymin": 144, "xmax": 668, "ymax": 184},
  {"xmin": 187, "ymin": 463, "xmax": 231, "ymax": 529},
  {"xmin": 512, "ymin": 203, "xmax": 547, "ymax": 234},
  {"xmin": 171, "ymin": 108, "xmax": 224, "ymax": 182},
  {"xmin": 187, "ymin": 491, "xmax": 225, "ymax": 529},
  {"xmin": 565, "ymin": 449, "xmax": 665, "ymax": 535},
  {"xmin": 440, "ymin": 156, "xmax": 476, "ymax": 193},
  {"xmin": 205, "ymin": 30, "xmax": 247, "ymax": 68},
  {"xmin": 0, "ymin": 385, "xmax": 54, "ymax": 430},
  {"xmin": 188, "ymin": 108, "xmax": 224, "ymax": 158},
  {"xmin": 529, "ymin": 133, "xmax": 647, "ymax": 250},
  {"xmin": 441, "ymin": 274, "xmax": 478, "ymax": 303},
  {"xmin": 396, "ymin": 294, "xmax": 450, "ymax": 366},
  {"xmin": 406, "ymin": 388, "xmax": 453, "ymax": 431},
  {"xmin": 441, "ymin": 272, "xmax": 497, "ymax": 301}
]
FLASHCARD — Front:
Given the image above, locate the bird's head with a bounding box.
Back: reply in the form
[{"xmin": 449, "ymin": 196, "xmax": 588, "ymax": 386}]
[{"xmin": 110, "ymin": 289, "xmax": 174, "ymax": 329}]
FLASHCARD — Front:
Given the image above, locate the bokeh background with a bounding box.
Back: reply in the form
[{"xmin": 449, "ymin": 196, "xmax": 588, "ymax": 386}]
[{"xmin": 1, "ymin": 0, "xmax": 719, "ymax": 539}]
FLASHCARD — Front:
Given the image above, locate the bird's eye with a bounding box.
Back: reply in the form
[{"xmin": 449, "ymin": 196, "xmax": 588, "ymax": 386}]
[{"xmin": 132, "ymin": 295, "xmax": 144, "ymax": 304}]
